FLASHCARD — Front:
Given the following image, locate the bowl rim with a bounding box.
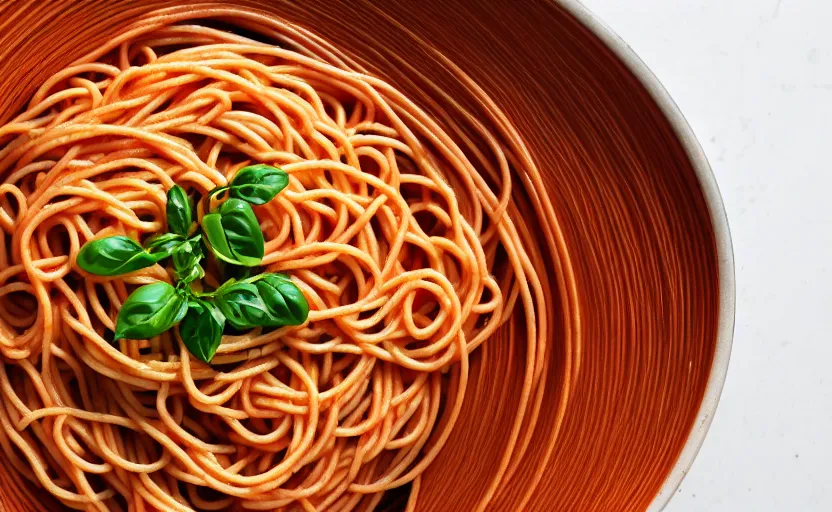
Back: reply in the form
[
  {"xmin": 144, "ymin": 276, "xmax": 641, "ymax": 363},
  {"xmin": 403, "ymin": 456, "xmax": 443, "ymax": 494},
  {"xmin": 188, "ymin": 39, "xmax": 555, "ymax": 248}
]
[{"xmin": 555, "ymin": 1, "xmax": 736, "ymax": 510}]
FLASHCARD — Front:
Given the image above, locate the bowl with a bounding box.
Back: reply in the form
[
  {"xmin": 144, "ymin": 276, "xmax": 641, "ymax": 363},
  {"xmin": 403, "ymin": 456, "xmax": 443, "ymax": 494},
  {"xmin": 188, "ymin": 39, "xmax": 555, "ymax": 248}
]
[
  {"xmin": 558, "ymin": 2, "xmax": 735, "ymax": 509},
  {"xmin": 0, "ymin": 1, "xmax": 734, "ymax": 510}
]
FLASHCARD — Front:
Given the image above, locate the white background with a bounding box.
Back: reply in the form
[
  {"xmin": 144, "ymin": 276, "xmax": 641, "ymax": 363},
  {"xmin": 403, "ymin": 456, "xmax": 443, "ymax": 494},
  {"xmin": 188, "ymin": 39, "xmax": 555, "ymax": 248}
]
[{"xmin": 579, "ymin": 1, "xmax": 831, "ymax": 510}]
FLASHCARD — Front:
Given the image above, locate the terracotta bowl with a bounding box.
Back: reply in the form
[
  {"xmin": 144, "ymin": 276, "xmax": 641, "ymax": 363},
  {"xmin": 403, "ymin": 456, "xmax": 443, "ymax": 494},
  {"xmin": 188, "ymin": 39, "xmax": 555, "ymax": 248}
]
[{"xmin": 0, "ymin": 0, "xmax": 734, "ymax": 510}]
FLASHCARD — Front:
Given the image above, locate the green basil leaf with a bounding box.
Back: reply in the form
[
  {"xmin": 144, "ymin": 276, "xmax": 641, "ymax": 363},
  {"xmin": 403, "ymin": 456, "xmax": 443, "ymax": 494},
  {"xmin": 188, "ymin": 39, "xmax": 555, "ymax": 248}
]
[
  {"xmin": 201, "ymin": 212, "xmax": 235, "ymax": 264},
  {"xmin": 219, "ymin": 199, "xmax": 264, "ymax": 265},
  {"xmin": 166, "ymin": 185, "xmax": 192, "ymax": 236},
  {"xmin": 215, "ymin": 282, "xmax": 272, "ymax": 330},
  {"xmin": 144, "ymin": 233, "xmax": 184, "ymax": 261},
  {"xmin": 178, "ymin": 299, "xmax": 225, "ymax": 363},
  {"xmin": 172, "ymin": 235, "xmax": 204, "ymax": 284},
  {"xmin": 114, "ymin": 282, "xmax": 187, "ymax": 340},
  {"xmin": 77, "ymin": 236, "xmax": 157, "ymax": 276},
  {"xmin": 202, "ymin": 198, "xmax": 264, "ymax": 267},
  {"xmin": 250, "ymin": 273, "xmax": 309, "ymax": 326},
  {"xmin": 229, "ymin": 164, "xmax": 289, "ymax": 205}
]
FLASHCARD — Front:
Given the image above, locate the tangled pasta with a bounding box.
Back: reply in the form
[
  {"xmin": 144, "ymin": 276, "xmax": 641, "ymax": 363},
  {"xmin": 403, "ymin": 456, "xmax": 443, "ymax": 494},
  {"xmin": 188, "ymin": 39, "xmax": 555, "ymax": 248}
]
[{"xmin": 0, "ymin": 13, "xmax": 540, "ymax": 512}]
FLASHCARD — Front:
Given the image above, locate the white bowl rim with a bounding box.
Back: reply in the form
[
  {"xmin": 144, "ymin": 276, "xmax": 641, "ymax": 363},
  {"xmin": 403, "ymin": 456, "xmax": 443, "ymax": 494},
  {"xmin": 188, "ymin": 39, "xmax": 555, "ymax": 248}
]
[{"xmin": 554, "ymin": 1, "xmax": 736, "ymax": 510}]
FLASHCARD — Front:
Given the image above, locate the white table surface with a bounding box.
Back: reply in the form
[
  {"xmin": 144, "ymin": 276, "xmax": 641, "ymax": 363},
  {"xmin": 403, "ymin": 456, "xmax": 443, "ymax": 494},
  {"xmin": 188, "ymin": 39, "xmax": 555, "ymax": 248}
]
[{"xmin": 578, "ymin": 0, "xmax": 830, "ymax": 510}]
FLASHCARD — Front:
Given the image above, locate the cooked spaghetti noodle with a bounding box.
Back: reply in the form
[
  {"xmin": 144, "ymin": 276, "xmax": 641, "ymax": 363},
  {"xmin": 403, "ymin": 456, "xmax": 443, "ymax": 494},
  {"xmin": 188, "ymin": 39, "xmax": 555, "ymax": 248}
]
[{"xmin": 0, "ymin": 10, "xmax": 554, "ymax": 512}]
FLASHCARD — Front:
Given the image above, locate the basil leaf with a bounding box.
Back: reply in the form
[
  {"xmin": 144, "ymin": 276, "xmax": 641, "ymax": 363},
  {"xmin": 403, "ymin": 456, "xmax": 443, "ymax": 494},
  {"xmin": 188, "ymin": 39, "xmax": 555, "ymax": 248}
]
[
  {"xmin": 229, "ymin": 164, "xmax": 289, "ymax": 205},
  {"xmin": 202, "ymin": 198, "xmax": 264, "ymax": 267},
  {"xmin": 201, "ymin": 213, "xmax": 233, "ymax": 264},
  {"xmin": 215, "ymin": 275, "xmax": 308, "ymax": 330},
  {"xmin": 178, "ymin": 299, "xmax": 225, "ymax": 363},
  {"xmin": 114, "ymin": 282, "xmax": 187, "ymax": 340},
  {"xmin": 215, "ymin": 282, "xmax": 273, "ymax": 330},
  {"xmin": 77, "ymin": 236, "xmax": 157, "ymax": 276},
  {"xmin": 250, "ymin": 273, "xmax": 309, "ymax": 326},
  {"xmin": 172, "ymin": 235, "xmax": 204, "ymax": 284},
  {"xmin": 218, "ymin": 199, "xmax": 264, "ymax": 263},
  {"xmin": 166, "ymin": 185, "xmax": 192, "ymax": 236},
  {"xmin": 144, "ymin": 233, "xmax": 184, "ymax": 261}
]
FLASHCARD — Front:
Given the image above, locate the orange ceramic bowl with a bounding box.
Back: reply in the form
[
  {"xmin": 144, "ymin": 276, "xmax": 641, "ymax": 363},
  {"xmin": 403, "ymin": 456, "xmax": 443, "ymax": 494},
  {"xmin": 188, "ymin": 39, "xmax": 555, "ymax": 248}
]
[{"xmin": 0, "ymin": 1, "xmax": 734, "ymax": 511}]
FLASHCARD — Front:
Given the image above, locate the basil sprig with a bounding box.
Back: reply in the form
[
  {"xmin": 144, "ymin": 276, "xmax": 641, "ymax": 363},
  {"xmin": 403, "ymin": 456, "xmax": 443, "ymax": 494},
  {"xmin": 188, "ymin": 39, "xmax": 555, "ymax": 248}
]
[{"xmin": 75, "ymin": 165, "xmax": 308, "ymax": 363}]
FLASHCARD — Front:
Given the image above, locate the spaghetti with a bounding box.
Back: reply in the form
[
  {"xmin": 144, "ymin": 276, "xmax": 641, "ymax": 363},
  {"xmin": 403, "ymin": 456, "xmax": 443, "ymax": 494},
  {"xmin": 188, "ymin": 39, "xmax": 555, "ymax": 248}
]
[{"xmin": 0, "ymin": 10, "xmax": 553, "ymax": 512}]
